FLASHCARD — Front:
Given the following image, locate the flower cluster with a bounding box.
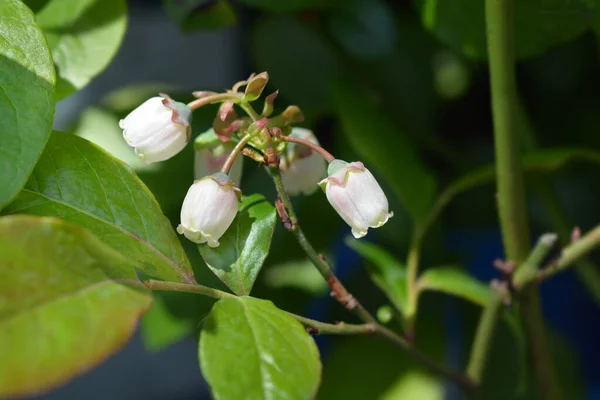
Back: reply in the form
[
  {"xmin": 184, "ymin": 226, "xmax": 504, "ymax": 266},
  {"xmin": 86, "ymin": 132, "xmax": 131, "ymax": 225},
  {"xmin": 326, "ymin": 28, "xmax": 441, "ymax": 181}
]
[{"xmin": 119, "ymin": 73, "xmax": 392, "ymax": 248}]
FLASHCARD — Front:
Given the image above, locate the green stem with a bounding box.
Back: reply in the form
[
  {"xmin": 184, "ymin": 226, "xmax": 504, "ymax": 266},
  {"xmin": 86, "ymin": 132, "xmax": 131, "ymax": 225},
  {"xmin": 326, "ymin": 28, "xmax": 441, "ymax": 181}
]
[
  {"xmin": 466, "ymin": 289, "xmax": 502, "ymax": 384},
  {"xmin": 485, "ymin": 0, "xmax": 560, "ymax": 398},
  {"xmin": 405, "ymin": 240, "xmax": 420, "ymax": 336},
  {"xmin": 513, "ymin": 233, "xmax": 558, "ymax": 289},
  {"xmin": 187, "ymin": 93, "xmax": 240, "ymax": 110},
  {"xmin": 239, "ymin": 102, "xmax": 261, "ymax": 121},
  {"xmin": 538, "ymin": 225, "xmax": 600, "ymax": 282},
  {"xmin": 288, "ymin": 314, "xmax": 376, "ymax": 335},
  {"xmin": 278, "ymin": 135, "xmax": 336, "ymax": 163},
  {"xmin": 144, "ymin": 279, "xmax": 236, "ymax": 299},
  {"xmin": 221, "ymin": 133, "xmax": 252, "ymax": 175}
]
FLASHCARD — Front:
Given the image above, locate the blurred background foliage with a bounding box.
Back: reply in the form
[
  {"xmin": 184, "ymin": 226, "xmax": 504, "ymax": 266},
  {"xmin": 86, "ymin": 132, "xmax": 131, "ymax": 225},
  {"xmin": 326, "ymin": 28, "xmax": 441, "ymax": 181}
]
[{"xmin": 37, "ymin": 0, "xmax": 600, "ymax": 398}]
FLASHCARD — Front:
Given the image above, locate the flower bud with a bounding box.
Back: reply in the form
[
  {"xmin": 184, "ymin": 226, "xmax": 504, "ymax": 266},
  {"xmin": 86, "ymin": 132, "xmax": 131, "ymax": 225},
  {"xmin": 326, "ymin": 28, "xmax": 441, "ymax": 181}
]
[
  {"xmin": 319, "ymin": 160, "xmax": 393, "ymax": 238},
  {"xmin": 194, "ymin": 143, "xmax": 243, "ymax": 186},
  {"xmin": 119, "ymin": 95, "xmax": 191, "ymax": 164},
  {"xmin": 244, "ymin": 71, "xmax": 269, "ymax": 101},
  {"xmin": 177, "ymin": 173, "xmax": 240, "ymax": 247},
  {"xmin": 280, "ymin": 128, "xmax": 326, "ymax": 196}
]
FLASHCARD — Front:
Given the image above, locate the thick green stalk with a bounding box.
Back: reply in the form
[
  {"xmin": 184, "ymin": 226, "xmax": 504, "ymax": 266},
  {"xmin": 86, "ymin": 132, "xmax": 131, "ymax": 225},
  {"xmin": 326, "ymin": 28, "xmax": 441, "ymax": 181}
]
[{"xmin": 484, "ymin": 1, "xmax": 560, "ymax": 398}]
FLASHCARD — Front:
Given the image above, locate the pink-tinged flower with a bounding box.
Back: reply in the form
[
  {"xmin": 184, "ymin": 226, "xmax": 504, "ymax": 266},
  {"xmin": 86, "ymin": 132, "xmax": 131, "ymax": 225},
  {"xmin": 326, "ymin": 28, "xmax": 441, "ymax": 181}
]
[
  {"xmin": 319, "ymin": 160, "xmax": 393, "ymax": 238},
  {"xmin": 120, "ymin": 95, "xmax": 191, "ymax": 163},
  {"xmin": 280, "ymin": 128, "xmax": 327, "ymax": 196},
  {"xmin": 177, "ymin": 173, "xmax": 240, "ymax": 247},
  {"xmin": 194, "ymin": 143, "xmax": 243, "ymax": 186}
]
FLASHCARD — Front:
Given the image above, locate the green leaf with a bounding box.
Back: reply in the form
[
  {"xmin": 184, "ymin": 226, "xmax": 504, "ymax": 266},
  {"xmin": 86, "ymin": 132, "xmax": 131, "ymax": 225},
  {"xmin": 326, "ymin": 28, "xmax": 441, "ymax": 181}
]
[
  {"xmin": 35, "ymin": 0, "xmax": 127, "ymax": 99},
  {"xmin": 0, "ymin": 215, "xmax": 152, "ymax": 397},
  {"xmin": 413, "ymin": 0, "xmax": 595, "ymax": 60},
  {"xmin": 262, "ymin": 259, "xmax": 329, "ymax": 295},
  {"xmin": 3, "ymin": 131, "xmax": 195, "ymax": 284},
  {"xmin": 446, "ymin": 147, "xmax": 600, "ymax": 203},
  {"xmin": 328, "ymin": 0, "xmax": 397, "ymax": 60},
  {"xmin": 0, "ymin": 0, "xmax": 55, "ymax": 210},
  {"xmin": 418, "ymin": 267, "xmax": 489, "ymax": 307},
  {"xmin": 330, "ymin": 79, "xmax": 437, "ymax": 225},
  {"xmin": 163, "ymin": 0, "xmax": 236, "ymax": 31},
  {"xmin": 198, "ymin": 194, "xmax": 276, "ymax": 295},
  {"xmin": 200, "ymin": 297, "xmax": 321, "ymax": 400},
  {"xmin": 141, "ymin": 294, "xmax": 195, "ymax": 352},
  {"xmin": 346, "ymin": 238, "xmax": 409, "ymax": 316}
]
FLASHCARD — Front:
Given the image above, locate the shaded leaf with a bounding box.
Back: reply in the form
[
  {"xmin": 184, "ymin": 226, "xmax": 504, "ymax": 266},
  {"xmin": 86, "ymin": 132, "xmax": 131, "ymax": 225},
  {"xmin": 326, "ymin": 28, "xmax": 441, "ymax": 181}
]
[
  {"xmin": 163, "ymin": 0, "xmax": 236, "ymax": 31},
  {"xmin": 346, "ymin": 238, "xmax": 409, "ymax": 316},
  {"xmin": 252, "ymin": 15, "xmax": 340, "ymax": 118},
  {"xmin": 240, "ymin": 0, "xmax": 337, "ymax": 12},
  {"xmin": 328, "ymin": 0, "xmax": 397, "ymax": 60},
  {"xmin": 200, "ymin": 297, "xmax": 321, "ymax": 400},
  {"xmin": 198, "ymin": 194, "xmax": 276, "ymax": 295},
  {"xmin": 4, "ymin": 131, "xmax": 195, "ymax": 284},
  {"xmin": 0, "ymin": 0, "xmax": 55, "ymax": 210},
  {"xmin": 262, "ymin": 259, "xmax": 329, "ymax": 295},
  {"xmin": 35, "ymin": 0, "xmax": 127, "ymax": 99},
  {"xmin": 446, "ymin": 147, "xmax": 600, "ymax": 202},
  {"xmin": 0, "ymin": 215, "xmax": 152, "ymax": 397},
  {"xmin": 330, "ymin": 79, "xmax": 437, "ymax": 225},
  {"xmin": 413, "ymin": 0, "xmax": 595, "ymax": 60},
  {"xmin": 140, "ymin": 294, "xmax": 195, "ymax": 352},
  {"xmin": 418, "ymin": 266, "xmax": 489, "ymax": 307}
]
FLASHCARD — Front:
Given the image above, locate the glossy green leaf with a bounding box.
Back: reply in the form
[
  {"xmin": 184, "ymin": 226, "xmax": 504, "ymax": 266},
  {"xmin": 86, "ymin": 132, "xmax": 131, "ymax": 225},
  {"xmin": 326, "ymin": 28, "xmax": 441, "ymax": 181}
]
[
  {"xmin": 330, "ymin": 79, "xmax": 437, "ymax": 225},
  {"xmin": 163, "ymin": 0, "xmax": 236, "ymax": 31},
  {"xmin": 200, "ymin": 297, "xmax": 321, "ymax": 400},
  {"xmin": 35, "ymin": 0, "xmax": 127, "ymax": 99},
  {"xmin": 346, "ymin": 238, "xmax": 409, "ymax": 316},
  {"xmin": 198, "ymin": 194, "xmax": 276, "ymax": 295},
  {"xmin": 418, "ymin": 266, "xmax": 489, "ymax": 307},
  {"xmin": 0, "ymin": 215, "xmax": 152, "ymax": 397},
  {"xmin": 413, "ymin": 0, "xmax": 595, "ymax": 60},
  {"xmin": 0, "ymin": 0, "xmax": 55, "ymax": 210},
  {"xmin": 4, "ymin": 131, "xmax": 195, "ymax": 284},
  {"xmin": 252, "ymin": 15, "xmax": 340, "ymax": 118}
]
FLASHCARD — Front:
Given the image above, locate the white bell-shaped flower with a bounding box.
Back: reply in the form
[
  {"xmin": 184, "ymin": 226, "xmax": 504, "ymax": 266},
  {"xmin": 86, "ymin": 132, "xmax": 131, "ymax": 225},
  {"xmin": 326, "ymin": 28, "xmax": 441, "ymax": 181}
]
[
  {"xmin": 194, "ymin": 143, "xmax": 243, "ymax": 186},
  {"xmin": 120, "ymin": 95, "xmax": 192, "ymax": 164},
  {"xmin": 177, "ymin": 173, "xmax": 240, "ymax": 247},
  {"xmin": 280, "ymin": 127, "xmax": 327, "ymax": 196},
  {"xmin": 319, "ymin": 160, "xmax": 393, "ymax": 238}
]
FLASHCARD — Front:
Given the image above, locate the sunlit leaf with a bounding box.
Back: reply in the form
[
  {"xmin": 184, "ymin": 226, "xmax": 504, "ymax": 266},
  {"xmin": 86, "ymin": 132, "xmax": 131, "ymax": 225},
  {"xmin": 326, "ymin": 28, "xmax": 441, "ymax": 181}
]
[
  {"xmin": 4, "ymin": 131, "xmax": 195, "ymax": 284},
  {"xmin": 35, "ymin": 0, "xmax": 127, "ymax": 99},
  {"xmin": 0, "ymin": 0, "xmax": 55, "ymax": 210},
  {"xmin": 418, "ymin": 266, "xmax": 489, "ymax": 307},
  {"xmin": 198, "ymin": 194, "xmax": 276, "ymax": 295},
  {"xmin": 200, "ymin": 297, "xmax": 321, "ymax": 400},
  {"xmin": 0, "ymin": 215, "xmax": 152, "ymax": 397}
]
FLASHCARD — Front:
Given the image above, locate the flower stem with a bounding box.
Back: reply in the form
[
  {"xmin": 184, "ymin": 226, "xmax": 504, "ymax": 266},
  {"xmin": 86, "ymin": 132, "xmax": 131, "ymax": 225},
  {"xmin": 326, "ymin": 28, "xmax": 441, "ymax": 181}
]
[
  {"xmin": 187, "ymin": 93, "xmax": 241, "ymax": 110},
  {"xmin": 221, "ymin": 133, "xmax": 252, "ymax": 175},
  {"xmin": 269, "ymin": 164, "xmax": 475, "ymax": 392},
  {"xmin": 278, "ymin": 135, "xmax": 335, "ymax": 163},
  {"xmin": 484, "ymin": 0, "xmax": 559, "ymax": 398}
]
